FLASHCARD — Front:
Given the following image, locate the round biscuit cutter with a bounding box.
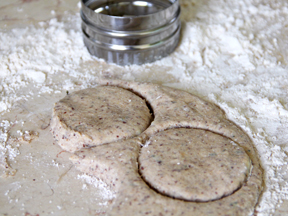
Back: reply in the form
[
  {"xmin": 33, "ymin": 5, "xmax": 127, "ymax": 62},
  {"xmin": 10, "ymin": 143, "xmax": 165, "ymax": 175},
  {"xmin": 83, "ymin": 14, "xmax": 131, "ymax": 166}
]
[{"xmin": 81, "ymin": 0, "xmax": 181, "ymax": 65}]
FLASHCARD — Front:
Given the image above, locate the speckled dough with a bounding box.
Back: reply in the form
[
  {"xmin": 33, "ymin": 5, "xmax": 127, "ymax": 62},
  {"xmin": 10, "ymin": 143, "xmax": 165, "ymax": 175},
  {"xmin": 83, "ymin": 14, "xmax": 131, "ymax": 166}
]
[
  {"xmin": 52, "ymin": 80, "xmax": 263, "ymax": 215},
  {"xmin": 139, "ymin": 128, "xmax": 251, "ymax": 202},
  {"xmin": 51, "ymin": 86, "xmax": 152, "ymax": 152}
]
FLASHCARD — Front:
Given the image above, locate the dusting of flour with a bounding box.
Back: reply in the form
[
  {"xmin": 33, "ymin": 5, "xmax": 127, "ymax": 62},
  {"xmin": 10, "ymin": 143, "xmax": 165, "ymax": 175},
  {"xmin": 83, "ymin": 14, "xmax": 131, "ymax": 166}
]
[
  {"xmin": 0, "ymin": 0, "xmax": 288, "ymax": 214},
  {"xmin": 0, "ymin": 120, "xmax": 18, "ymax": 177},
  {"xmin": 77, "ymin": 174, "xmax": 116, "ymax": 201}
]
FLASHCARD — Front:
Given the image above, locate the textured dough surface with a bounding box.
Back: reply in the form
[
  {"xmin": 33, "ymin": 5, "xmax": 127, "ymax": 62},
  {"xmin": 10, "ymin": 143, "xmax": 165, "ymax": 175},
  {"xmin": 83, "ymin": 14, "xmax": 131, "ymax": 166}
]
[
  {"xmin": 139, "ymin": 128, "xmax": 251, "ymax": 201},
  {"xmin": 52, "ymin": 80, "xmax": 263, "ymax": 215},
  {"xmin": 51, "ymin": 86, "xmax": 152, "ymax": 152}
]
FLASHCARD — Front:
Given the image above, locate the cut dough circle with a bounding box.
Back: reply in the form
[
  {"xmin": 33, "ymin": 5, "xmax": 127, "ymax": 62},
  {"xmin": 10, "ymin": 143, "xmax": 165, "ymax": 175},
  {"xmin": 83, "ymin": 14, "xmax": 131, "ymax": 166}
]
[
  {"xmin": 51, "ymin": 86, "xmax": 152, "ymax": 152},
  {"xmin": 139, "ymin": 128, "xmax": 251, "ymax": 201}
]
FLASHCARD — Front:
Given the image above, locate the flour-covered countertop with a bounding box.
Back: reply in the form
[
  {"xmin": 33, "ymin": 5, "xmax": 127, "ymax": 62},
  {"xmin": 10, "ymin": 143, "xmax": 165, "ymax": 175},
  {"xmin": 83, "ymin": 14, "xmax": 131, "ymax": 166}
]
[{"xmin": 1, "ymin": 0, "xmax": 288, "ymax": 215}]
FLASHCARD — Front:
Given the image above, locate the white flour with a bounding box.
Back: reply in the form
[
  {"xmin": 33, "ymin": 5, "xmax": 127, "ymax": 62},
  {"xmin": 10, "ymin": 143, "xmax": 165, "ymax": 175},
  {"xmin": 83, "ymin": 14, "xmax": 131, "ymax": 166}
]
[
  {"xmin": 77, "ymin": 174, "xmax": 116, "ymax": 200},
  {"xmin": 0, "ymin": 0, "xmax": 288, "ymax": 215},
  {"xmin": 0, "ymin": 120, "xmax": 39, "ymax": 177},
  {"xmin": 0, "ymin": 120, "xmax": 17, "ymax": 177}
]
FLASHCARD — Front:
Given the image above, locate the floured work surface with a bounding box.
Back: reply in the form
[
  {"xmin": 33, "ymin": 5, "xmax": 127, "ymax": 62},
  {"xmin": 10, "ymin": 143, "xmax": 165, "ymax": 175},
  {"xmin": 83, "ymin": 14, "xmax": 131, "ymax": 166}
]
[{"xmin": 51, "ymin": 80, "xmax": 263, "ymax": 215}]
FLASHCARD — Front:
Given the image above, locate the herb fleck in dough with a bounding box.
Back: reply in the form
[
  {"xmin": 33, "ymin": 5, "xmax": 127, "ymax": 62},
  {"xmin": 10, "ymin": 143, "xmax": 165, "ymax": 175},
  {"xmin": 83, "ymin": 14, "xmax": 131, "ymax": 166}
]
[{"xmin": 52, "ymin": 80, "xmax": 263, "ymax": 215}]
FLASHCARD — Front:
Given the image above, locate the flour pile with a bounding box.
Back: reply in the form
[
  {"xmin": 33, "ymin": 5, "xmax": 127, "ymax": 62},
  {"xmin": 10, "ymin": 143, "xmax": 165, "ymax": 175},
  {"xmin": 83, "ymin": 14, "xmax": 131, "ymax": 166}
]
[{"xmin": 0, "ymin": 0, "xmax": 288, "ymax": 214}]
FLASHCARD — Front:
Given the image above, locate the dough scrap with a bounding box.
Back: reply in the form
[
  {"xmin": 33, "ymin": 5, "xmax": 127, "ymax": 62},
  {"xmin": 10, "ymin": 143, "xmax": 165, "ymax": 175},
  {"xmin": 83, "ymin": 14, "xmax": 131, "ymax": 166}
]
[
  {"xmin": 52, "ymin": 80, "xmax": 263, "ymax": 215},
  {"xmin": 139, "ymin": 128, "xmax": 251, "ymax": 201},
  {"xmin": 51, "ymin": 86, "xmax": 152, "ymax": 152}
]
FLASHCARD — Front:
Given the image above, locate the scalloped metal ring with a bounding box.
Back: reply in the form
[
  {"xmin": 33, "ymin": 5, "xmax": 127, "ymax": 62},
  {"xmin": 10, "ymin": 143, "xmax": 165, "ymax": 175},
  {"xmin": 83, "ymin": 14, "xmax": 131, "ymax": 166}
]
[{"xmin": 80, "ymin": 0, "xmax": 181, "ymax": 65}]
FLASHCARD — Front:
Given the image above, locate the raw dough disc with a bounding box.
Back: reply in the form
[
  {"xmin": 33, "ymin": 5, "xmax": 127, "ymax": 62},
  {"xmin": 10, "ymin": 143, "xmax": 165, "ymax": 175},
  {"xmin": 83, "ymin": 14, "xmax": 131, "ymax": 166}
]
[
  {"xmin": 139, "ymin": 128, "xmax": 252, "ymax": 202},
  {"xmin": 51, "ymin": 86, "xmax": 152, "ymax": 152}
]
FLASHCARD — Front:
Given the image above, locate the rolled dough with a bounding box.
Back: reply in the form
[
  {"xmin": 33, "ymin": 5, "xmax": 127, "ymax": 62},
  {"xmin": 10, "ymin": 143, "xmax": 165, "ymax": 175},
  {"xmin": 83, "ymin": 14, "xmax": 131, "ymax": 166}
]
[{"xmin": 52, "ymin": 80, "xmax": 263, "ymax": 215}]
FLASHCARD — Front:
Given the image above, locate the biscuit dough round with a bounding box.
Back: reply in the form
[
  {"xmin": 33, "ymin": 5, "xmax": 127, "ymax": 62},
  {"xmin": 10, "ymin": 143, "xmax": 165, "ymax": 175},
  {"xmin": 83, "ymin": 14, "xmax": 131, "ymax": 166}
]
[
  {"xmin": 139, "ymin": 128, "xmax": 251, "ymax": 201},
  {"xmin": 51, "ymin": 86, "xmax": 152, "ymax": 152}
]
